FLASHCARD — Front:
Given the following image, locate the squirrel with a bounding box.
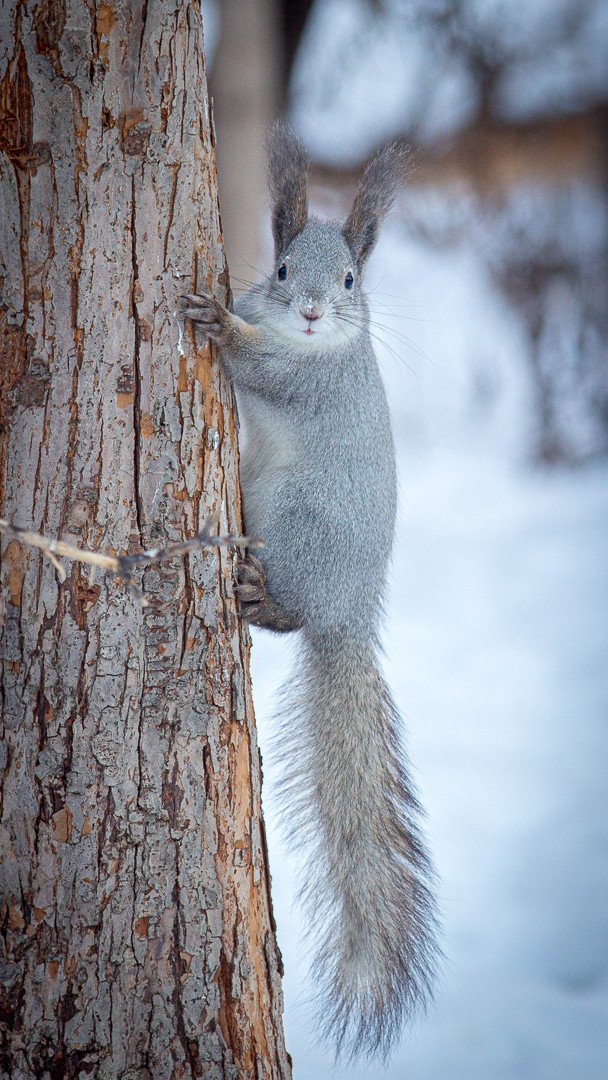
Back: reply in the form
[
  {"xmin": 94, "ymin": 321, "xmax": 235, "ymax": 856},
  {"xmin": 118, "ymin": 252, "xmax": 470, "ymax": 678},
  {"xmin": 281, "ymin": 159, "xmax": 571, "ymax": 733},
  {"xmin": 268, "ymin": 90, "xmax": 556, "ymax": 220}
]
[{"xmin": 179, "ymin": 124, "xmax": 440, "ymax": 1059}]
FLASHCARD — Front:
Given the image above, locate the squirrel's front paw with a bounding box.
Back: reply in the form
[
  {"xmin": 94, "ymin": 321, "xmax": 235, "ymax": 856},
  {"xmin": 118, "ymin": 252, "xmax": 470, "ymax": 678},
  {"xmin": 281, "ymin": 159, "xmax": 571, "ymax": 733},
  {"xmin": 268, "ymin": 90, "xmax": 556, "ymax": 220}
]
[
  {"xmin": 235, "ymin": 553, "xmax": 267, "ymax": 619},
  {"xmin": 178, "ymin": 292, "xmax": 227, "ymax": 340}
]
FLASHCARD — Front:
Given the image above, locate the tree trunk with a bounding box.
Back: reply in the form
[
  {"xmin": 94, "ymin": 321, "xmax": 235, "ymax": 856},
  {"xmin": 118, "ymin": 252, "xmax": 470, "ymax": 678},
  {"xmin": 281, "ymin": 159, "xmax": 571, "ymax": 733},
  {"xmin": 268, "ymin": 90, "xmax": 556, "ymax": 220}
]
[
  {"xmin": 0, "ymin": 3, "xmax": 292, "ymax": 1078},
  {"xmin": 210, "ymin": 0, "xmax": 281, "ymax": 286}
]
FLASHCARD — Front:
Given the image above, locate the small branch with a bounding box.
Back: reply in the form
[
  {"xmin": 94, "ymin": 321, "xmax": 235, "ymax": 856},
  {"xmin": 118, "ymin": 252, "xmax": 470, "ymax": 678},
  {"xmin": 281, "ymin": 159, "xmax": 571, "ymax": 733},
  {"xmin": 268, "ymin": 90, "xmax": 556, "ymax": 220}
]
[{"xmin": 0, "ymin": 517, "xmax": 259, "ymax": 590}]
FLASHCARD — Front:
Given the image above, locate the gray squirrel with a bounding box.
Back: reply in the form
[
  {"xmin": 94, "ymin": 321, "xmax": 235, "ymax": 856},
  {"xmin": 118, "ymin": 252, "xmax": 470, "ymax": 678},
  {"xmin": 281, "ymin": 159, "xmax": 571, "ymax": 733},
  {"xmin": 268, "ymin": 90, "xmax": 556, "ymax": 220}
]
[{"xmin": 179, "ymin": 124, "xmax": 440, "ymax": 1058}]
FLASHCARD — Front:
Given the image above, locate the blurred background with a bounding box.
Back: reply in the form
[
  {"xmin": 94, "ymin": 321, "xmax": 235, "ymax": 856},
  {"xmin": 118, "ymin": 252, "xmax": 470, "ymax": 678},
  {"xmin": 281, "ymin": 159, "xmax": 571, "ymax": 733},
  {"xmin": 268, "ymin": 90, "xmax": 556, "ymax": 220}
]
[{"xmin": 203, "ymin": 2, "xmax": 608, "ymax": 1077}]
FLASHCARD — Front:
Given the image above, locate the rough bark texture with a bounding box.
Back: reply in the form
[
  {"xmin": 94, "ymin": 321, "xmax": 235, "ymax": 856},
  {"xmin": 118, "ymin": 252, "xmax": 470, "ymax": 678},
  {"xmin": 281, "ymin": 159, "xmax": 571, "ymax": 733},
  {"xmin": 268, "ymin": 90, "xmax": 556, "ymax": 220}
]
[{"xmin": 0, "ymin": 3, "xmax": 292, "ymax": 1078}]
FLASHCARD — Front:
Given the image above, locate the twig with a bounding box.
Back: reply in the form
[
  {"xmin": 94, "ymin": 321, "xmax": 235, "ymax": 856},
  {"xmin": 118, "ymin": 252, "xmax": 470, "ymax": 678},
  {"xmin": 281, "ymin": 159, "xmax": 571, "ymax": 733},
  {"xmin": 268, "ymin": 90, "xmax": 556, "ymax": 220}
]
[{"xmin": 0, "ymin": 517, "xmax": 259, "ymax": 590}]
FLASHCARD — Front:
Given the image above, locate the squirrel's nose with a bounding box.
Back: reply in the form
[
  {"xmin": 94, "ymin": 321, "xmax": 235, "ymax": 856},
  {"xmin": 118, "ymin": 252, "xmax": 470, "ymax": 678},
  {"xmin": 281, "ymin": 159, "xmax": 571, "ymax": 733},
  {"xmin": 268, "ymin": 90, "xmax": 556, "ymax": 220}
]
[{"xmin": 301, "ymin": 307, "xmax": 321, "ymax": 322}]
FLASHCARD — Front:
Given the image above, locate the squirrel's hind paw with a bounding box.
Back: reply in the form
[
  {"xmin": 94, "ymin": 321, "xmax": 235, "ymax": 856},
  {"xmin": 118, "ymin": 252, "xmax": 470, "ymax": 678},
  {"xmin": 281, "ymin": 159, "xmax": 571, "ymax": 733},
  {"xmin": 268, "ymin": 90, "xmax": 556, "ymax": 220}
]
[
  {"xmin": 236, "ymin": 553, "xmax": 267, "ymax": 608},
  {"xmin": 235, "ymin": 555, "xmax": 301, "ymax": 632}
]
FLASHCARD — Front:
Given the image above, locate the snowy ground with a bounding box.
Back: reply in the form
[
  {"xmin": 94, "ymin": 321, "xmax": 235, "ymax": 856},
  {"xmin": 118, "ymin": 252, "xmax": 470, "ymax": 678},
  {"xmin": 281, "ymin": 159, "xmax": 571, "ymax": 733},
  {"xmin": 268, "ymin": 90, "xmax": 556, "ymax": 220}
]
[{"xmin": 245, "ymin": 217, "xmax": 608, "ymax": 1079}]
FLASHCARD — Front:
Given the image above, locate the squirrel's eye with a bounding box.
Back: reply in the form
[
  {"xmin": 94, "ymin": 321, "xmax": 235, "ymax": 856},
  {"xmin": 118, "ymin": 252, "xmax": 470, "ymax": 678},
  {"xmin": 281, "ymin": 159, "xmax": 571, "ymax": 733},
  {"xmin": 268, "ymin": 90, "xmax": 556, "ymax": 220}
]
[
  {"xmin": 278, "ymin": 263, "xmax": 287, "ymax": 281},
  {"xmin": 344, "ymin": 272, "xmax": 354, "ymax": 290}
]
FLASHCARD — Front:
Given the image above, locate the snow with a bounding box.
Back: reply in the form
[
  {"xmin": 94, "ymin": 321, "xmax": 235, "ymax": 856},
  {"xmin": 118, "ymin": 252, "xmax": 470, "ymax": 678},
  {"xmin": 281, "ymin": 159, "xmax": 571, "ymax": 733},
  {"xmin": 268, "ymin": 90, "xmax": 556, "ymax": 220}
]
[{"xmin": 245, "ymin": 213, "xmax": 608, "ymax": 1077}]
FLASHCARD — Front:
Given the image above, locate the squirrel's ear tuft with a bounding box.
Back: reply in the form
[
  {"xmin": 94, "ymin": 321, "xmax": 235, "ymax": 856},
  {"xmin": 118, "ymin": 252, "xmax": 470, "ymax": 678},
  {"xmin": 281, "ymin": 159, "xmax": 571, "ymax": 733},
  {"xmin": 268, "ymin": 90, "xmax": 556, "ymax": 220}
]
[
  {"xmin": 342, "ymin": 142, "xmax": 411, "ymax": 270},
  {"xmin": 266, "ymin": 122, "xmax": 309, "ymax": 258}
]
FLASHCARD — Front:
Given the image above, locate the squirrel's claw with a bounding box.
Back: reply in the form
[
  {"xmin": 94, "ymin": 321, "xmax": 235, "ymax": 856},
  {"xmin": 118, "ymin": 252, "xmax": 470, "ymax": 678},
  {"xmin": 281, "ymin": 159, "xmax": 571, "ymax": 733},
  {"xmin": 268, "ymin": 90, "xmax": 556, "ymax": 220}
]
[
  {"xmin": 236, "ymin": 553, "xmax": 268, "ymax": 613},
  {"xmin": 178, "ymin": 292, "xmax": 225, "ymax": 336},
  {"xmin": 237, "ymin": 582, "xmax": 266, "ymax": 604},
  {"xmin": 237, "ymin": 553, "xmax": 266, "ymax": 585}
]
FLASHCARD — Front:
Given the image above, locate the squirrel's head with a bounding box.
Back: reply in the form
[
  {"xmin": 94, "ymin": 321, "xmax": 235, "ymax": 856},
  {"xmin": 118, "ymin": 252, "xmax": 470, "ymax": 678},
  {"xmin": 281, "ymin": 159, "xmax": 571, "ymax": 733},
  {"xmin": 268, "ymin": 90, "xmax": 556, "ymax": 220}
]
[{"xmin": 262, "ymin": 123, "xmax": 409, "ymax": 345}]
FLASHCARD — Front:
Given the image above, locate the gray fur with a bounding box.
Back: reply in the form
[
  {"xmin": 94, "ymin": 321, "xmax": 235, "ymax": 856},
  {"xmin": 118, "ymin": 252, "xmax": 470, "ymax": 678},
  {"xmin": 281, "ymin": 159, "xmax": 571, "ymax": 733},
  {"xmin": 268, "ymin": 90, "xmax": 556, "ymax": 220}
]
[
  {"xmin": 266, "ymin": 122, "xmax": 309, "ymax": 258},
  {"xmin": 343, "ymin": 142, "xmax": 412, "ymax": 269},
  {"xmin": 179, "ymin": 126, "xmax": 439, "ymax": 1058}
]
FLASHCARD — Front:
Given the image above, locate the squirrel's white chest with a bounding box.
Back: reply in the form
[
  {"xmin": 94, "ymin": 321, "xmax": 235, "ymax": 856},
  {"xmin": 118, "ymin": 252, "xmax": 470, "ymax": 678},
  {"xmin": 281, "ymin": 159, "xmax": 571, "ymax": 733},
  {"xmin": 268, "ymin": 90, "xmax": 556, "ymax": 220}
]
[{"xmin": 237, "ymin": 391, "xmax": 298, "ymax": 524}]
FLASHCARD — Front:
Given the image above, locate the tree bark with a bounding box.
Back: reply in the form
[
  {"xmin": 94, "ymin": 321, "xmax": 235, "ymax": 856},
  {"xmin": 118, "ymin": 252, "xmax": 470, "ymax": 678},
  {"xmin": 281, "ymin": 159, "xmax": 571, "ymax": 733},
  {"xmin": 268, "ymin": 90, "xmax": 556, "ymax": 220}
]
[{"xmin": 0, "ymin": 3, "xmax": 292, "ymax": 1078}]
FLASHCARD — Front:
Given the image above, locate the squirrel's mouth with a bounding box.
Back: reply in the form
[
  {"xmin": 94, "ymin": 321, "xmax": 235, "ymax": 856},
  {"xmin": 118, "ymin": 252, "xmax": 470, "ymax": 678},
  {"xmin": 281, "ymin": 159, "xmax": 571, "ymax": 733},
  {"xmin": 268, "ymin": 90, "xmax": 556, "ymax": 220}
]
[{"xmin": 304, "ymin": 327, "xmax": 315, "ymax": 336}]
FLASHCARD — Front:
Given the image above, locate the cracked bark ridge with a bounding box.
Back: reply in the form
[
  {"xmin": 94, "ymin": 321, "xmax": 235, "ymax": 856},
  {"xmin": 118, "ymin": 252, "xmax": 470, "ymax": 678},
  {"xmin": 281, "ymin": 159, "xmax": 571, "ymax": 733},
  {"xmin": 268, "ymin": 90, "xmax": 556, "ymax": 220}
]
[{"xmin": 0, "ymin": 2, "xmax": 292, "ymax": 1078}]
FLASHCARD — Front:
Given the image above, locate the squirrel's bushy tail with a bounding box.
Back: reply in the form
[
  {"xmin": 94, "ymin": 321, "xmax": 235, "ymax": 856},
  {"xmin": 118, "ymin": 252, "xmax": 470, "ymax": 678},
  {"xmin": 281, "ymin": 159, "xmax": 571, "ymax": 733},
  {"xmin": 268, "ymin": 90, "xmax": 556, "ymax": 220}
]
[{"xmin": 275, "ymin": 631, "xmax": 440, "ymax": 1058}]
